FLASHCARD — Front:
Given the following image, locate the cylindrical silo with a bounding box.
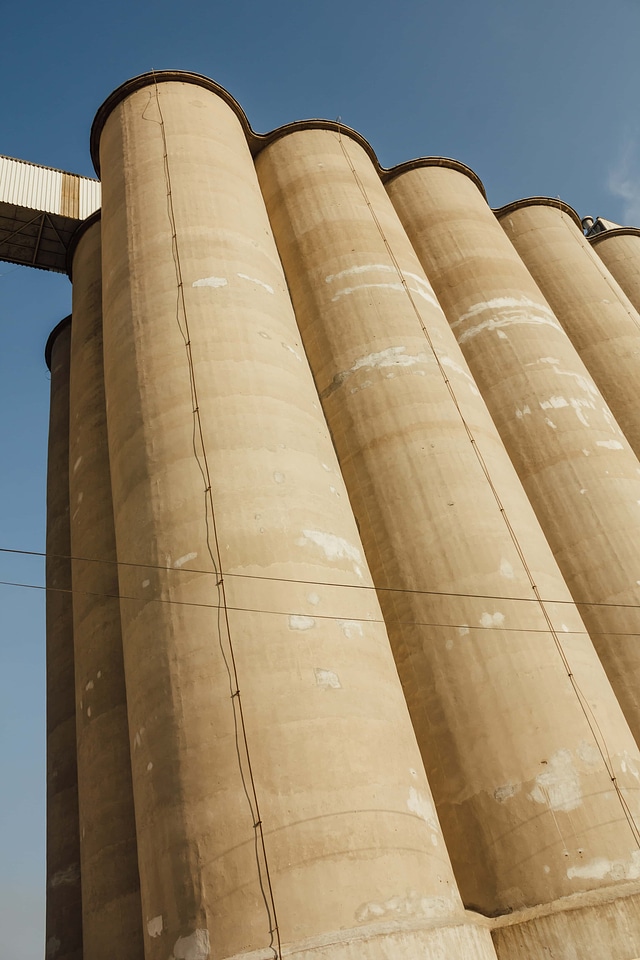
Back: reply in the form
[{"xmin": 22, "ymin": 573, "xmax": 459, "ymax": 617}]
[
  {"xmin": 387, "ymin": 163, "xmax": 640, "ymax": 745},
  {"xmin": 91, "ymin": 72, "xmax": 494, "ymax": 960},
  {"xmin": 256, "ymin": 133, "xmax": 640, "ymax": 958},
  {"xmin": 67, "ymin": 213, "xmax": 143, "ymax": 958},
  {"xmin": 45, "ymin": 316, "xmax": 83, "ymax": 960},
  {"xmin": 591, "ymin": 226, "xmax": 640, "ymax": 314},
  {"xmin": 497, "ymin": 199, "xmax": 640, "ymax": 460}
]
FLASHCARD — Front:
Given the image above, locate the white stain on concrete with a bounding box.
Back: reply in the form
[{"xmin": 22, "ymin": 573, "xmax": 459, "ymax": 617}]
[
  {"xmin": 452, "ymin": 297, "xmax": 562, "ymax": 344},
  {"xmin": 315, "ymin": 668, "xmax": 341, "ymax": 689},
  {"xmin": 407, "ymin": 787, "xmax": 439, "ymax": 831},
  {"xmin": 237, "ymin": 272, "xmax": 274, "ymax": 294},
  {"xmin": 458, "ymin": 625, "xmax": 470, "ymax": 636},
  {"xmin": 529, "ymin": 749, "xmax": 582, "ymax": 812},
  {"xmin": 297, "ymin": 529, "xmax": 363, "ymax": 567},
  {"xmin": 540, "ymin": 357, "xmax": 560, "ymax": 366},
  {"xmin": 582, "ymin": 448, "xmax": 591, "ymax": 456},
  {"xmin": 544, "ymin": 417, "xmax": 557, "ymax": 429},
  {"xmin": 480, "ymin": 611, "xmax": 505, "ymax": 628},
  {"xmin": 326, "ymin": 263, "xmax": 436, "ymax": 302},
  {"xmin": 567, "ymin": 851, "xmax": 640, "ymax": 882},
  {"xmin": 597, "ymin": 439, "xmax": 624, "ymax": 450},
  {"xmin": 355, "ymin": 890, "xmax": 452, "ymax": 924},
  {"xmin": 73, "ymin": 456, "xmax": 82, "ymax": 473},
  {"xmin": 338, "ymin": 347, "xmax": 431, "ymax": 390},
  {"xmin": 142, "ymin": 579, "xmax": 151, "ymax": 588},
  {"xmin": 85, "ymin": 680, "xmax": 94, "ymax": 691},
  {"xmin": 174, "ymin": 552, "xmax": 197, "ymax": 568},
  {"xmin": 330, "ymin": 280, "xmax": 438, "ymax": 306},
  {"xmin": 147, "ymin": 916, "xmax": 163, "ymax": 938},
  {"xmin": 337, "ymin": 619, "xmax": 363, "ymax": 639},
  {"xmin": 540, "ymin": 396, "xmax": 569, "ymax": 410},
  {"xmin": 576, "ymin": 740, "xmax": 601, "ymax": 766},
  {"xmin": 147, "ymin": 762, "xmax": 153, "ymax": 772},
  {"xmin": 515, "ymin": 405, "xmax": 531, "ymax": 419},
  {"xmin": 307, "ymin": 592, "xmax": 320, "ymax": 606},
  {"xmin": 494, "ymin": 783, "xmax": 520, "ymax": 803},
  {"xmin": 289, "ymin": 615, "xmax": 315, "ymax": 631},
  {"xmin": 281, "ymin": 342, "xmax": 302, "ymax": 361},
  {"xmin": 172, "ymin": 929, "xmax": 210, "ymax": 960},
  {"xmin": 500, "ymin": 559, "xmax": 515, "ymax": 580},
  {"xmin": 192, "ymin": 276, "xmax": 227, "ymax": 288},
  {"xmin": 50, "ymin": 864, "xmax": 80, "ymax": 887},
  {"xmin": 273, "ymin": 472, "xmax": 285, "ymax": 484}
]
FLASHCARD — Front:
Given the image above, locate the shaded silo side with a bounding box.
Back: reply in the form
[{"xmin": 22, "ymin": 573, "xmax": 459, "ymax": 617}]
[
  {"xmin": 385, "ymin": 163, "xmax": 640, "ymax": 772},
  {"xmin": 590, "ymin": 227, "xmax": 640, "ymax": 314},
  {"xmin": 44, "ymin": 316, "xmax": 83, "ymax": 960},
  {"xmin": 90, "ymin": 71, "xmax": 484, "ymax": 960},
  {"xmin": 256, "ymin": 130, "xmax": 640, "ymax": 957},
  {"xmin": 497, "ymin": 200, "xmax": 640, "ymax": 460},
  {"xmin": 66, "ymin": 213, "xmax": 143, "ymax": 959}
]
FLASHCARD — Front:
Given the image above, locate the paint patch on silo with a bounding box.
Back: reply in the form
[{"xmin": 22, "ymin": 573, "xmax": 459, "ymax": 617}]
[
  {"xmin": 540, "ymin": 357, "xmax": 560, "ymax": 365},
  {"xmin": 500, "ymin": 559, "xmax": 514, "ymax": 579},
  {"xmin": 49, "ymin": 864, "xmax": 80, "ymax": 887},
  {"xmin": 281, "ymin": 342, "xmax": 302, "ymax": 361},
  {"xmin": 46, "ymin": 936, "xmax": 61, "ymax": 958},
  {"xmin": 582, "ymin": 448, "xmax": 591, "ymax": 456},
  {"xmin": 480, "ymin": 611, "xmax": 505, "ymax": 628},
  {"xmin": 289, "ymin": 615, "xmax": 315, "ymax": 631},
  {"xmin": 407, "ymin": 787, "xmax": 439, "ymax": 830},
  {"xmin": 87, "ymin": 707, "xmax": 92, "ymax": 718},
  {"xmin": 355, "ymin": 891, "xmax": 452, "ymax": 924},
  {"xmin": 445, "ymin": 636, "xmax": 454, "ymax": 650},
  {"xmin": 85, "ymin": 680, "xmax": 93, "ymax": 691},
  {"xmin": 529, "ymin": 749, "xmax": 581, "ymax": 812},
  {"xmin": 307, "ymin": 592, "xmax": 320, "ymax": 605},
  {"xmin": 147, "ymin": 916, "xmax": 163, "ymax": 937},
  {"xmin": 237, "ymin": 273, "xmax": 274, "ymax": 294},
  {"xmin": 147, "ymin": 762, "xmax": 153, "ymax": 772},
  {"xmin": 494, "ymin": 783, "xmax": 519, "ymax": 803},
  {"xmin": 515, "ymin": 405, "xmax": 531, "ymax": 419},
  {"xmin": 567, "ymin": 852, "xmax": 640, "ymax": 882},
  {"xmin": 544, "ymin": 417, "xmax": 557, "ymax": 429},
  {"xmin": 192, "ymin": 276, "xmax": 227, "ymax": 288},
  {"xmin": 76, "ymin": 491, "xmax": 83, "ymax": 504},
  {"xmin": 540, "ymin": 396, "xmax": 568, "ymax": 410},
  {"xmin": 172, "ymin": 929, "xmax": 210, "ymax": 960},
  {"xmin": 73, "ymin": 456, "xmax": 82, "ymax": 473},
  {"xmin": 543, "ymin": 865, "xmax": 551, "ymax": 874},
  {"xmin": 273, "ymin": 472, "xmax": 285, "ymax": 484},
  {"xmin": 315, "ymin": 668, "xmax": 341, "ymax": 689},
  {"xmin": 297, "ymin": 529, "xmax": 363, "ymax": 567},
  {"xmin": 142, "ymin": 579, "xmax": 150, "ymax": 588},
  {"xmin": 452, "ymin": 298, "xmax": 562, "ymax": 344},
  {"xmin": 597, "ymin": 439, "xmax": 624, "ymax": 450},
  {"xmin": 458, "ymin": 625, "xmax": 470, "ymax": 636},
  {"xmin": 338, "ymin": 619, "xmax": 363, "ymax": 639},
  {"xmin": 174, "ymin": 552, "xmax": 197, "ymax": 568},
  {"xmin": 577, "ymin": 740, "xmax": 600, "ymax": 766}
]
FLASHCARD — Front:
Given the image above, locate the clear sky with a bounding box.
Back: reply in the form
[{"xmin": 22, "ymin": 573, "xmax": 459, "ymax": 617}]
[{"xmin": 2, "ymin": 0, "xmax": 640, "ymax": 955}]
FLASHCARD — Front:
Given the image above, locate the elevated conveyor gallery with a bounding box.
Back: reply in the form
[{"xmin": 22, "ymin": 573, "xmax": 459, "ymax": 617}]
[{"xmin": 0, "ymin": 154, "xmax": 100, "ymax": 272}]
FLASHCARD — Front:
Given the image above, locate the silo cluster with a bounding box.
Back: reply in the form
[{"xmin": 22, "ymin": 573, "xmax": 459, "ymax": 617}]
[{"xmin": 44, "ymin": 71, "xmax": 640, "ymax": 960}]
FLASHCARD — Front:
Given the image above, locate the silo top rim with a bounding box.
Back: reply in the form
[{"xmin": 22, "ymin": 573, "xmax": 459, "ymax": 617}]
[
  {"xmin": 382, "ymin": 157, "xmax": 487, "ymax": 201},
  {"xmin": 90, "ymin": 70, "xmax": 378, "ymax": 175},
  {"xmin": 494, "ymin": 197, "xmax": 582, "ymax": 230},
  {"xmin": 66, "ymin": 209, "xmax": 101, "ymax": 279},
  {"xmin": 589, "ymin": 225, "xmax": 640, "ymax": 246},
  {"xmin": 44, "ymin": 315, "xmax": 72, "ymax": 371},
  {"xmin": 89, "ymin": 70, "xmax": 486, "ymax": 194}
]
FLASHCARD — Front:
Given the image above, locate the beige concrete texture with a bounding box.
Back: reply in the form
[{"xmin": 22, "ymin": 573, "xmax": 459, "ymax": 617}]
[
  {"xmin": 498, "ymin": 202, "xmax": 640, "ymax": 462},
  {"xmin": 387, "ymin": 163, "xmax": 640, "ymax": 747},
  {"xmin": 68, "ymin": 215, "xmax": 143, "ymax": 958},
  {"xmin": 94, "ymin": 74, "xmax": 493, "ymax": 960},
  {"xmin": 591, "ymin": 228, "xmax": 640, "ymax": 317},
  {"xmin": 45, "ymin": 317, "xmax": 83, "ymax": 960},
  {"xmin": 256, "ymin": 130, "xmax": 640, "ymax": 950}
]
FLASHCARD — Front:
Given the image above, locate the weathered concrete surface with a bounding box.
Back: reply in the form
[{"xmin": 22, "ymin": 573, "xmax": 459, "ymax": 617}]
[
  {"xmin": 256, "ymin": 130, "xmax": 640, "ymax": 957},
  {"xmin": 591, "ymin": 227, "xmax": 640, "ymax": 318},
  {"xmin": 45, "ymin": 317, "xmax": 83, "ymax": 960},
  {"xmin": 95, "ymin": 73, "xmax": 489, "ymax": 960},
  {"xmin": 387, "ymin": 163, "xmax": 640, "ymax": 751},
  {"xmin": 499, "ymin": 202, "xmax": 640, "ymax": 463},
  {"xmin": 68, "ymin": 215, "xmax": 143, "ymax": 958}
]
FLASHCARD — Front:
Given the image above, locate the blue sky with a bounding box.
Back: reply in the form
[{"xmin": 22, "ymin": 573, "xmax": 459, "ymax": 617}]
[{"xmin": 2, "ymin": 0, "xmax": 640, "ymax": 955}]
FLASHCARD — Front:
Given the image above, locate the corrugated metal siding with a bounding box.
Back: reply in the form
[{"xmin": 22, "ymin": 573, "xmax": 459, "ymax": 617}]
[
  {"xmin": 79, "ymin": 177, "xmax": 101, "ymax": 219},
  {"xmin": 0, "ymin": 155, "xmax": 100, "ymax": 220},
  {"xmin": 0, "ymin": 155, "xmax": 62, "ymax": 213}
]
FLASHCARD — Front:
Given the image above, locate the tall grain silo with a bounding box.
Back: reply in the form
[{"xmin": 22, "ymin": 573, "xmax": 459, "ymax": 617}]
[
  {"xmin": 590, "ymin": 226, "xmax": 640, "ymax": 313},
  {"xmin": 44, "ymin": 316, "xmax": 83, "ymax": 960},
  {"xmin": 90, "ymin": 71, "xmax": 492, "ymax": 960},
  {"xmin": 255, "ymin": 129, "xmax": 640, "ymax": 960},
  {"xmin": 66, "ymin": 213, "xmax": 143, "ymax": 958},
  {"xmin": 386, "ymin": 159, "xmax": 640, "ymax": 770},
  {"xmin": 496, "ymin": 200, "xmax": 640, "ymax": 460}
]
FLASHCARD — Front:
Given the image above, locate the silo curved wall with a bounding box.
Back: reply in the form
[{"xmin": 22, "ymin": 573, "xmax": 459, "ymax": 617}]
[
  {"xmin": 255, "ymin": 128, "xmax": 640, "ymax": 953},
  {"xmin": 591, "ymin": 228, "xmax": 640, "ymax": 314}
]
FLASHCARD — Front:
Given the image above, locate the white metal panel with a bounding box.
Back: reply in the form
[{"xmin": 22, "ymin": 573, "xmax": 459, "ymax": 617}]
[
  {"xmin": 0, "ymin": 155, "xmax": 62, "ymax": 213},
  {"xmin": 79, "ymin": 176, "xmax": 101, "ymax": 219}
]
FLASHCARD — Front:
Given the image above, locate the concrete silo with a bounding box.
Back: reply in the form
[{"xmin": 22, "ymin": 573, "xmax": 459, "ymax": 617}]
[
  {"xmin": 90, "ymin": 71, "xmax": 489, "ymax": 960},
  {"xmin": 497, "ymin": 200, "xmax": 640, "ymax": 461},
  {"xmin": 256, "ymin": 131, "xmax": 640, "ymax": 959},
  {"xmin": 590, "ymin": 226, "xmax": 640, "ymax": 314},
  {"xmin": 44, "ymin": 316, "xmax": 83, "ymax": 960},
  {"xmin": 66, "ymin": 213, "xmax": 143, "ymax": 958}
]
